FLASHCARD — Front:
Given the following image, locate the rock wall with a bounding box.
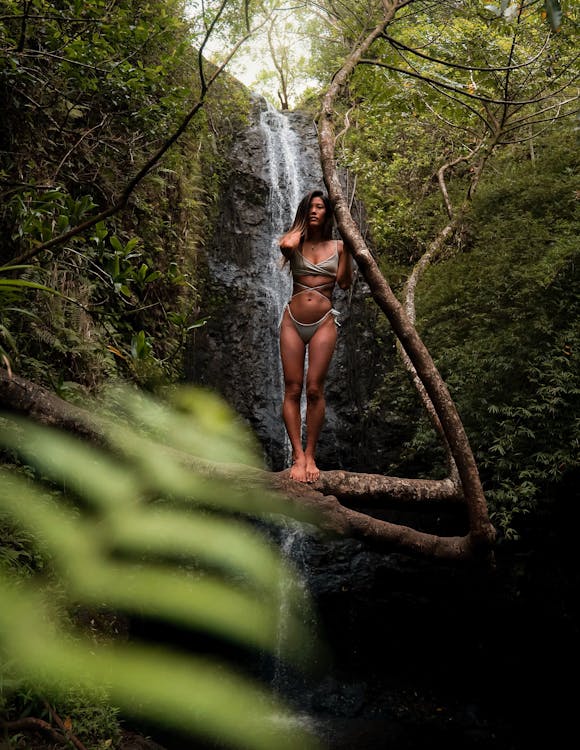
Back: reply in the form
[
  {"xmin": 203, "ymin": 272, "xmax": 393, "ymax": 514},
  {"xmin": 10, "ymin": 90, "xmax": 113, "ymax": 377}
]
[{"xmin": 186, "ymin": 95, "xmax": 391, "ymax": 473}]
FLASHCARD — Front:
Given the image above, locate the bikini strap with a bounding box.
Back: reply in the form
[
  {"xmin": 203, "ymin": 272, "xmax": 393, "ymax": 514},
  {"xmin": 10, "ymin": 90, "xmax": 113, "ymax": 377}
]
[
  {"xmin": 293, "ymin": 281, "xmax": 334, "ymax": 291},
  {"xmin": 291, "ymin": 284, "xmax": 333, "ymax": 303}
]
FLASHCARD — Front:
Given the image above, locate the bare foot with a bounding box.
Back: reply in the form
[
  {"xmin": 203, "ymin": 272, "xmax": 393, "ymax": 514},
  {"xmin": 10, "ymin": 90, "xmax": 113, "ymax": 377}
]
[
  {"xmin": 289, "ymin": 456, "xmax": 307, "ymax": 482},
  {"xmin": 304, "ymin": 455, "xmax": 320, "ymax": 483}
]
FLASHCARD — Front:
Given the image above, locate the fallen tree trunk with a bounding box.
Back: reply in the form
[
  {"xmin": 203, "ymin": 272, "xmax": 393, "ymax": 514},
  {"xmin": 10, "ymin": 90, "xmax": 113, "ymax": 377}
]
[
  {"xmin": 0, "ymin": 369, "xmax": 100, "ymax": 442},
  {"xmin": 270, "ymin": 470, "xmax": 462, "ymax": 506},
  {"xmin": 1, "ymin": 369, "xmax": 489, "ymax": 562}
]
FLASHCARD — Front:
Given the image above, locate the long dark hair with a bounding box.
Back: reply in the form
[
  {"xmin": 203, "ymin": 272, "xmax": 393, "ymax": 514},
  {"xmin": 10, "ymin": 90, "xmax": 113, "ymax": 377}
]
[{"xmin": 288, "ymin": 190, "xmax": 334, "ymax": 241}]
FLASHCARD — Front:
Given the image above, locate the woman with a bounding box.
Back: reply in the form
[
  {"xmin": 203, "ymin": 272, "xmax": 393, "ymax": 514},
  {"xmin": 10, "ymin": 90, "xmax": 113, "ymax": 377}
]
[{"xmin": 279, "ymin": 190, "xmax": 352, "ymax": 483}]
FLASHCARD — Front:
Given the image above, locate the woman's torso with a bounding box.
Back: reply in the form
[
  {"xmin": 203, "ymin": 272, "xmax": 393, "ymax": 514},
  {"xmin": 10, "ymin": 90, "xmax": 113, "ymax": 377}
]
[{"xmin": 288, "ymin": 240, "xmax": 339, "ymax": 323}]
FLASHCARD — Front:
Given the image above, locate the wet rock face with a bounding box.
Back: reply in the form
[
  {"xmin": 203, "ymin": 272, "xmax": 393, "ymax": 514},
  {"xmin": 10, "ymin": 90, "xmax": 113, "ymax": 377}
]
[
  {"xmin": 186, "ymin": 95, "xmax": 391, "ymax": 473},
  {"xmin": 186, "ymin": 96, "xmax": 288, "ymax": 467}
]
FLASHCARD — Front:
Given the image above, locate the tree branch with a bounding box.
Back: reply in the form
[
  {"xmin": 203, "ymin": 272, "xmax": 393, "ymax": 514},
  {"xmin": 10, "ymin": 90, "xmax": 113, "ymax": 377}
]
[
  {"xmin": 318, "ymin": 0, "xmax": 495, "ymax": 556},
  {"xmin": 358, "ymin": 58, "xmax": 570, "ymax": 106},
  {"xmin": 502, "ymin": 96, "xmax": 579, "ymax": 131},
  {"xmin": 0, "ymin": 369, "xmax": 489, "ymax": 562},
  {"xmin": 52, "ymin": 115, "xmax": 110, "ymax": 181},
  {"xmin": 44, "ymin": 701, "xmax": 89, "ymax": 750},
  {"xmin": 9, "ymin": 16, "xmax": 270, "ymax": 267},
  {"xmin": 383, "ymin": 29, "xmax": 551, "ymax": 73},
  {"xmin": 0, "ymin": 717, "xmax": 65, "ymax": 746}
]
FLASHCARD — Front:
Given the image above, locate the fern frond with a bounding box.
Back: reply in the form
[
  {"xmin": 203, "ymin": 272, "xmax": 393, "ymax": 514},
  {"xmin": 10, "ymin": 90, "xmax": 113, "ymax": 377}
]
[{"xmin": 0, "ymin": 386, "xmax": 321, "ymax": 750}]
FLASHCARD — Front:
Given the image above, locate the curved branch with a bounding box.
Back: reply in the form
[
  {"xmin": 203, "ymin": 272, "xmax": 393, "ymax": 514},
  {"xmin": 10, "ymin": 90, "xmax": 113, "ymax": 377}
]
[
  {"xmin": 502, "ymin": 96, "xmax": 579, "ymax": 131},
  {"xmin": 385, "ymin": 41, "xmax": 498, "ymax": 132},
  {"xmin": 500, "ymin": 0, "xmax": 526, "ymax": 127},
  {"xmin": 198, "ymin": 0, "xmax": 230, "ymax": 93},
  {"xmin": 317, "ymin": 2, "xmax": 495, "ymax": 556},
  {"xmin": 358, "ymin": 58, "xmax": 577, "ymax": 107},
  {"xmin": 0, "ymin": 717, "xmax": 65, "ymax": 746},
  {"xmin": 52, "ymin": 115, "xmax": 110, "ymax": 181},
  {"xmin": 436, "ymin": 147, "xmax": 483, "ymax": 220},
  {"xmin": 275, "ymin": 485, "xmax": 483, "ymax": 562},
  {"xmin": 383, "ymin": 29, "xmax": 551, "ymax": 73},
  {"xmin": 44, "ymin": 701, "xmax": 89, "ymax": 750},
  {"xmin": 0, "ymin": 368, "xmax": 482, "ymax": 563},
  {"xmin": 393, "ymin": 138, "xmax": 485, "ymax": 482},
  {"xmin": 18, "ymin": 49, "xmax": 110, "ymax": 72},
  {"xmin": 508, "ymin": 63, "xmax": 580, "ymax": 120},
  {"xmin": 397, "ymin": 218, "xmax": 459, "ymax": 480},
  {"xmin": 10, "ymin": 18, "xmax": 269, "ymax": 267},
  {"xmin": 497, "ymin": 113, "xmax": 578, "ymax": 143},
  {"xmin": 422, "ymin": 99, "xmax": 481, "ymax": 138}
]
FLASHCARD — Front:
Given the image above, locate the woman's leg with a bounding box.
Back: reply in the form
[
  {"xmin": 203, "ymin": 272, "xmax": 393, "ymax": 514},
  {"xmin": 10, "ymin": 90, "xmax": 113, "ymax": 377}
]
[
  {"xmin": 304, "ymin": 317, "xmax": 337, "ymax": 482},
  {"xmin": 280, "ymin": 310, "xmax": 307, "ymax": 481}
]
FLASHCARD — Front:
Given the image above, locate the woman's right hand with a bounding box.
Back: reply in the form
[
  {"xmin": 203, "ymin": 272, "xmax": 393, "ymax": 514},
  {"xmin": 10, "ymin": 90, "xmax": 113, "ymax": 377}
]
[{"xmin": 279, "ymin": 228, "xmax": 302, "ymax": 255}]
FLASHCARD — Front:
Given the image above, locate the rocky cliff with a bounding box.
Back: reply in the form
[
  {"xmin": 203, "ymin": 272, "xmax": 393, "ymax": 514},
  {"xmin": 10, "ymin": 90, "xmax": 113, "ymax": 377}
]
[{"xmin": 186, "ymin": 95, "xmax": 392, "ymax": 473}]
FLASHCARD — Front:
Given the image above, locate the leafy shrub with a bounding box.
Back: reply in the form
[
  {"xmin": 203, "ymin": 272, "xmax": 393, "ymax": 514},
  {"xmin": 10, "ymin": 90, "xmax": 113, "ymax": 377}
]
[{"xmin": 411, "ymin": 136, "xmax": 579, "ymax": 537}]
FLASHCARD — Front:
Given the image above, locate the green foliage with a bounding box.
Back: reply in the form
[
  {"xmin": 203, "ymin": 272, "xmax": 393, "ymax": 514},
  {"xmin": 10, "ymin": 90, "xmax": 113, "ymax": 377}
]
[
  {"xmin": 0, "ymin": 386, "xmax": 321, "ymax": 750},
  {"xmin": 0, "ymin": 510, "xmax": 46, "ymax": 579},
  {"xmin": 0, "ymin": 0, "xmax": 252, "ymax": 390},
  {"xmin": 343, "ymin": 105, "xmax": 451, "ymax": 265},
  {"xmin": 6, "ymin": 189, "xmax": 97, "ymax": 243},
  {"xmin": 309, "ymin": 0, "xmax": 577, "ymax": 540},
  {"xmin": 0, "ymin": 264, "xmax": 68, "ymax": 371},
  {"xmin": 410, "ymin": 134, "xmax": 579, "ymax": 537},
  {"xmin": 333, "ymin": 0, "xmax": 576, "ymax": 266},
  {"xmin": 305, "ymin": 0, "xmax": 385, "ymax": 82},
  {"xmin": 1, "ymin": 685, "xmax": 121, "ymax": 749}
]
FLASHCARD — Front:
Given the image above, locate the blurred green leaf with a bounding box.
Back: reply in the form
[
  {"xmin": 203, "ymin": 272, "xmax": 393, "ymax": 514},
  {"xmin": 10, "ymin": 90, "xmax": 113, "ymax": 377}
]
[
  {"xmin": 0, "ymin": 386, "xmax": 321, "ymax": 750},
  {"xmin": 0, "ymin": 581, "xmax": 315, "ymax": 750}
]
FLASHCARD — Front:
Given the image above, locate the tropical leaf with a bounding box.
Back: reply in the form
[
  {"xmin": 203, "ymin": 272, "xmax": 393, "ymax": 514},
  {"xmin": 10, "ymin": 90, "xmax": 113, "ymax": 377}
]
[
  {"xmin": 0, "ymin": 386, "xmax": 321, "ymax": 750},
  {"xmin": 0, "ymin": 265, "xmax": 68, "ymax": 299}
]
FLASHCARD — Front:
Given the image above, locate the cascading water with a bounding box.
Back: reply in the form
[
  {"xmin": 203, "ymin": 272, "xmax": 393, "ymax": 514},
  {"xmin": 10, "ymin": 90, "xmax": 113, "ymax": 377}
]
[
  {"xmin": 190, "ymin": 95, "xmax": 349, "ymax": 472},
  {"xmin": 260, "ymin": 103, "xmax": 303, "ymax": 244},
  {"xmin": 190, "ymin": 99, "xmax": 317, "ymax": 470},
  {"xmin": 258, "ymin": 102, "xmax": 321, "ymax": 465},
  {"xmin": 254, "ymin": 109, "xmax": 351, "ymax": 750}
]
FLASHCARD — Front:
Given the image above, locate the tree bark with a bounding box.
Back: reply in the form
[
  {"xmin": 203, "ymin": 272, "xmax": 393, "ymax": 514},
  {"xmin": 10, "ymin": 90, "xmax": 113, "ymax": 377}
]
[
  {"xmin": 0, "ymin": 369, "xmax": 487, "ymax": 562},
  {"xmin": 316, "ymin": 0, "xmax": 495, "ymax": 556},
  {"xmin": 0, "ymin": 369, "xmax": 102, "ymax": 442},
  {"xmin": 0, "ymin": 717, "xmax": 66, "ymax": 746}
]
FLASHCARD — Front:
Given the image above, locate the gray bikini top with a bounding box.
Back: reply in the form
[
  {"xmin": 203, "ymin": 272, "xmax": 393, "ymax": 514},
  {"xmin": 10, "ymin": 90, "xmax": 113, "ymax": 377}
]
[{"xmin": 290, "ymin": 241, "xmax": 339, "ymax": 280}]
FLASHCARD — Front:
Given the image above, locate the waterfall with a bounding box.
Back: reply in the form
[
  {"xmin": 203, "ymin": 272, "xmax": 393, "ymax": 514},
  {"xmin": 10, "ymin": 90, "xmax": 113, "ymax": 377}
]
[
  {"xmin": 256, "ymin": 105, "xmax": 323, "ymax": 726},
  {"xmin": 189, "ymin": 97, "xmax": 332, "ymax": 470},
  {"xmin": 271, "ymin": 520, "xmax": 314, "ymax": 694},
  {"xmin": 259, "ymin": 104, "xmax": 302, "ymax": 248},
  {"xmin": 259, "ymin": 103, "xmax": 319, "ymax": 464},
  {"xmin": 257, "ymin": 104, "xmax": 299, "ymax": 454}
]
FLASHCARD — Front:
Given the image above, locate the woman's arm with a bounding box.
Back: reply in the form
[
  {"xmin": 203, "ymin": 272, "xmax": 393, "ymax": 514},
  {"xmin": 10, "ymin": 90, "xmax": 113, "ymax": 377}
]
[
  {"xmin": 279, "ymin": 228, "xmax": 302, "ymax": 259},
  {"xmin": 336, "ymin": 240, "xmax": 353, "ymax": 289}
]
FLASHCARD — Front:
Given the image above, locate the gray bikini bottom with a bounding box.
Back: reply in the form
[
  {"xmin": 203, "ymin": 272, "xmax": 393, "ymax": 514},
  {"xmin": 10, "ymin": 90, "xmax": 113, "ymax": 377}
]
[{"xmin": 282, "ymin": 305, "xmax": 340, "ymax": 344}]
